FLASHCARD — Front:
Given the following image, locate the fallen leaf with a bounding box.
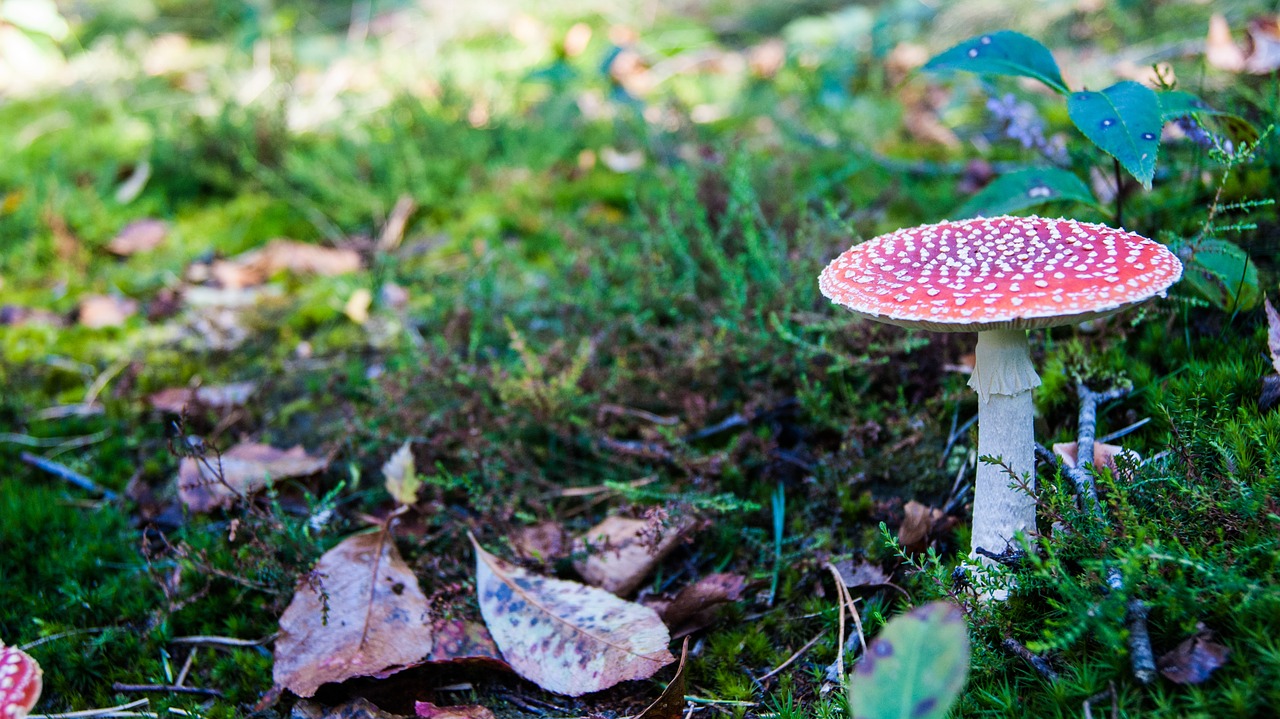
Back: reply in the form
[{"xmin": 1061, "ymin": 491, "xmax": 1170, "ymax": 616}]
[
  {"xmin": 211, "ymin": 239, "xmax": 362, "ymax": 288},
  {"xmin": 274, "ymin": 531, "xmax": 434, "ymax": 697},
  {"xmin": 1245, "ymin": 17, "xmax": 1280, "ymax": 74},
  {"xmin": 657, "ymin": 573, "xmax": 749, "ymax": 639},
  {"xmin": 848, "ymin": 602, "xmax": 970, "ymax": 719},
  {"xmin": 1265, "ymin": 297, "xmax": 1280, "ymax": 375},
  {"xmin": 897, "ymin": 500, "xmax": 949, "ymax": 552},
  {"xmin": 147, "ymin": 382, "xmax": 257, "ymax": 413},
  {"xmin": 414, "ymin": 702, "xmax": 495, "ymax": 719},
  {"xmin": 106, "ymin": 219, "xmax": 167, "ymax": 255},
  {"xmin": 78, "ymin": 294, "xmax": 138, "ymax": 328},
  {"xmin": 573, "ymin": 514, "xmax": 694, "ymax": 596},
  {"xmin": 345, "ymin": 288, "xmax": 373, "ymax": 324},
  {"xmin": 1207, "ymin": 14, "xmax": 1247, "ymax": 72},
  {"xmin": 634, "ymin": 637, "xmax": 689, "ymax": 719},
  {"xmin": 512, "ymin": 521, "xmax": 568, "ymax": 564},
  {"xmin": 1052, "ymin": 441, "xmax": 1141, "ymax": 473},
  {"xmin": 472, "ymin": 534, "xmax": 674, "ymax": 696},
  {"xmin": 833, "ymin": 559, "xmax": 891, "ymax": 590},
  {"xmin": 423, "ymin": 620, "xmax": 509, "ymax": 670},
  {"xmin": 1158, "ymin": 627, "xmax": 1230, "ymax": 684},
  {"xmin": 382, "ymin": 442, "xmax": 419, "ymax": 506},
  {"xmin": 178, "ymin": 442, "xmax": 328, "ymax": 512}
]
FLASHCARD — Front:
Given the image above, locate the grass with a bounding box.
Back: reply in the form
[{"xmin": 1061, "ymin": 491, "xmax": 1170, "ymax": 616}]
[{"xmin": 2, "ymin": 0, "xmax": 1280, "ymax": 717}]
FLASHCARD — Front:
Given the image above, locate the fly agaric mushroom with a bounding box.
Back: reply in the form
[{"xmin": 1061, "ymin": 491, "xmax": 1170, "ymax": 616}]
[
  {"xmin": 0, "ymin": 643, "xmax": 42, "ymax": 718},
  {"xmin": 819, "ymin": 216, "xmax": 1181, "ymax": 589}
]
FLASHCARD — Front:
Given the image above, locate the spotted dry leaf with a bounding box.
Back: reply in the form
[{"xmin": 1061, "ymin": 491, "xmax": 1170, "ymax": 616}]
[
  {"xmin": 573, "ymin": 514, "xmax": 695, "ymax": 596},
  {"xmin": 423, "ymin": 620, "xmax": 508, "ymax": 670},
  {"xmin": 178, "ymin": 442, "xmax": 328, "ymax": 512},
  {"xmin": 472, "ymin": 534, "xmax": 674, "ymax": 696},
  {"xmin": 274, "ymin": 532, "xmax": 434, "ymax": 697}
]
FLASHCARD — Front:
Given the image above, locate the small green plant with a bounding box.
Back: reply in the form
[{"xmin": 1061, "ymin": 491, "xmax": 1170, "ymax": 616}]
[{"xmin": 494, "ymin": 318, "xmax": 594, "ymax": 422}]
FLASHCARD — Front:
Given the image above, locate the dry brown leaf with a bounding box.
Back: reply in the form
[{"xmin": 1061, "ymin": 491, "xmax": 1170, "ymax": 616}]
[
  {"xmin": 147, "ymin": 382, "xmax": 257, "ymax": 413},
  {"xmin": 210, "ymin": 239, "xmax": 361, "ymax": 288},
  {"xmin": 1052, "ymin": 441, "xmax": 1141, "ymax": 474},
  {"xmin": 634, "ymin": 637, "xmax": 689, "ymax": 719},
  {"xmin": 657, "ymin": 573, "xmax": 749, "ymax": 639},
  {"xmin": 1265, "ymin": 297, "xmax": 1280, "ymax": 375},
  {"xmin": 274, "ymin": 531, "xmax": 434, "ymax": 697},
  {"xmin": 376, "ymin": 195, "xmax": 416, "ymax": 252},
  {"xmin": 897, "ymin": 500, "xmax": 948, "ymax": 552},
  {"xmin": 178, "ymin": 442, "xmax": 328, "ymax": 512},
  {"xmin": 422, "ymin": 619, "xmax": 509, "ymax": 671},
  {"xmin": 414, "ymin": 702, "xmax": 495, "ymax": 719},
  {"xmin": 106, "ymin": 219, "xmax": 168, "ymax": 256},
  {"xmin": 1207, "ymin": 14, "xmax": 1247, "ymax": 72},
  {"xmin": 833, "ymin": 559, "xmax": 891, "ymax": 590},
  {"xmin": 1158, "ymin": 627, "xmax": 1230, "ymax": 684},
  {"xmin": 574, "ymin": 514, "xmax": 694, "ymax": 596},
  {"xmin": 472, "ymin": 534, "xmax": 674, "ymax": 696},
  {"xmin": 78, "ymin": 295, "xmax": 137, "ymax": 329},
  {"xmin": 292, "ymin": 698, "xmax": 405, "ymax": 719},
  {"xmin": 512, "ymin": 521, "xmax": 568, "ymax": 564}
]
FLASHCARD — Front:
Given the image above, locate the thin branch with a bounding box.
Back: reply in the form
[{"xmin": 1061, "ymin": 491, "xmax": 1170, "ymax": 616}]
[
  {"xmin": 1001, "ymin": 637, "xmax": 1059, "ymax": 681},
  {"xmin": 756, "ymin": 630, "xmax": 827, "ymax": 684},
  {"xmin": 20, "ymin": 452, "xmax": 120, "ymax": 500},
  {"xmin": 170, "ymin": 634, "xmax": 276, "ymax": 648},
  {"xmin": 28, "ymin": 699, "xmax": 152, "ymax": 719},
  {"xmin": 111, "ymin": 684, "xmax": 223, "ymax": 698}
]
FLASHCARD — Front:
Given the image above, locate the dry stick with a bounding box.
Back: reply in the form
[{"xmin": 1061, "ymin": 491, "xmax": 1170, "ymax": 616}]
[
  {"xmin": 111, "ymin": 684, "xmax": 223, "ymax": 698},
  {"xmin": 28, "ymin": 699, "xmax": 152, "ymax": 719},
  {"xmin": 756, "ymin": 631, "xmax": 828, "ymax": 684},
  {"xmin": 20, "ymin": 452, "xmax": 120, "ymax": 500},
  {"xmin": 1073, "ymin": 383, "xmax": 1157, "ymax": 685},
  {"xmin": 170, "ymin": 634, "xmax": 275, "ymax": 648},
  {"xmin": 1001, "ymin": 637, "xmax": 1060, "ymax": 682}
]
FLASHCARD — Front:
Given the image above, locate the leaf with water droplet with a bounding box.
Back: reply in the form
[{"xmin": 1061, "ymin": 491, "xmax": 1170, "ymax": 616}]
[
  {"xmin": 955, "ymin": 167, "xmax": 1098, "ymax": 218},
  {"xmin": 848, "ymin": 602, "xmax": 969, "ymax": 719},
  {"xmin": 1067, "ymin": 81, "xmax": 1162, "ymax": 189},
  {"xmin": 924, "ymin": 31, "xmax": 1068, "ymax": 94}
]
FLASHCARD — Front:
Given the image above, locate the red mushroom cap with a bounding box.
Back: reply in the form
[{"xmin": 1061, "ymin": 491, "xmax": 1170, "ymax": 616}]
[
  {"xmin": 818, "ymin": 216, "xmax": 1182, "ymax": 331},
  {"xmin": 0, "ymin": 644, "xmax": 42, "ymax": 719}
]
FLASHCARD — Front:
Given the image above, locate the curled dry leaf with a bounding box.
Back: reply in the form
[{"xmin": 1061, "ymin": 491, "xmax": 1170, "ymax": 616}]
[
  {"xmin": 106, "ymin": 219, "xmax": 167, "ymax": 256},
  {"xmin": 147, "ymin": 381, "xmax": 257, "ymax": 413},
  {"xmin": 573, "ymin": 514, "xmax": 694, "ymax": 596},
  {"xmin": 274, "ymin": 531, "xmax": 434, "ymax": 697},
  {"xmin": 634, "ymin": 637, "xmax": 689, "ymax": 719},
  {"xmin": 211, "ymin": 239, "xmax": 362, "ymax": 289},
  {"xmin": 472, "ymin": 534, "xmax": 674, "ymax": 696},
  {"xmin": 897, "ymin": 500, "xmax": 952, "ymax": 553},
  {"xmin": 178, "ymin": 442, "xmax": 328, "ymax": 512},
  {"xmin": 657, "ymin": 573, "xmax": 749, "ymax": 640},
  {"xmin": 0, "ymin": 643, "xmax": 42, "ymax": 719},
  {"xmin": 1158, "ymin": 627, "xmax": 1230, "ymax": 684},
  {"xmin": 414, "ymin": 702, "xmax": 495, "ymax": 719},
  {"xmin": 1052, "ymin": 441, "xmax": 1141, "ymax": 474},
  {"xmin": 78, "ymin": 294, "xmax": 138, "ymax": 329}
]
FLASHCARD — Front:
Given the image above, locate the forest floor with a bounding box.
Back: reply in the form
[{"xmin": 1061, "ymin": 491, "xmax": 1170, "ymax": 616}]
[{"xmin": 2, "ymin": 1, "xmax": 1280, "ymax": 717}]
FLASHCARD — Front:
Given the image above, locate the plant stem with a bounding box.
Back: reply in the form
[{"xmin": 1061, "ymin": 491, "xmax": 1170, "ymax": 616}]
[{"xmin": 1113, "ymin": 157, "xmax": 1124, "ymax": 227}]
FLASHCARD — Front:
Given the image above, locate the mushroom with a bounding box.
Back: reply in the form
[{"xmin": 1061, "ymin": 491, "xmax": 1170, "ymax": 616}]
[
  {"xmin": 0, "ymin": 643, "xmax": 42, "ymax": 719},
  {"xmin": 818, "ymin": 216, "xmax": 1181, "ymax": 591}
]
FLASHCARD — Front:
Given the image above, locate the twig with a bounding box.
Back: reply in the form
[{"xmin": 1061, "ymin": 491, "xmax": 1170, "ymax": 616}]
[
  {"xmin": 19, "ymin": 627, "xmax": 108, "ymax": 651},
  {"xmin": 111, "ymin": 684, "xmax": 224, "ymax": 698},
  {"xmin": 1072, "ymin": 384, "xmax": 1155, "ymax": 685},
  {"xmin": 1001, "ymin": 637, "xmax": 1059, "ymax": 681},
  {"xmin": 756, "ymin": 630, "xmax": 827, "ymax": 684},
  {"xmin": 20, "ymin": 452, "xmax": 120, "ymax": 500},
  {"xmin": 170, "ymin": 634, "xmax": 276, "ymax": 648},
  {"xmin": 174, "ymin": 649, "xmax": 197, "ymax": 688},
  {"xmin": 28, "ymin": 699, "xmax": 152, "ymax": 719},
  {"xmin": 1097, "ymin": 417, "xmax": 1151, "ymax": 444}
]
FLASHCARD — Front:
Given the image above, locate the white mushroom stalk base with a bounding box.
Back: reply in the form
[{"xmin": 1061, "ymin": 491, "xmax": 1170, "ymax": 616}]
[{"xmin": 967, "ymin": 328, "xmax": 1041, "ymax": 597}]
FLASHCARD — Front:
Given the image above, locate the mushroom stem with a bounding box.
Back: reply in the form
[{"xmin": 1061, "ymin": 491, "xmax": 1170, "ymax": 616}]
[{"xmin": 968, "ymin": 329, "xmax": 1040, "ymax": 578}]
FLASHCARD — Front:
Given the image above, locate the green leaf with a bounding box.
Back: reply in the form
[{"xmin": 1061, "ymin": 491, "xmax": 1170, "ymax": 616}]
[
  {"xmin": 1067, "ymin": 81, "xmax": 1162, "ymax": 189},
  {"xmin": 924, "ymin": 31, "xmax": 1068, "ymax": 94},
  {"xmin": 1169, "ymin": 237, "xmax": 1260, "ymax": 313},
  {"xmin": 848, "ymin": 602, "xmax": 970, "ymax": 719},
  {"xmin": 954, "ymin": 167, "xmax": 1098, "ymax": 218},
  {"xmin": 1158, "ymin": 90, "xmax": 1260, "ymax": 149}
]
